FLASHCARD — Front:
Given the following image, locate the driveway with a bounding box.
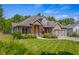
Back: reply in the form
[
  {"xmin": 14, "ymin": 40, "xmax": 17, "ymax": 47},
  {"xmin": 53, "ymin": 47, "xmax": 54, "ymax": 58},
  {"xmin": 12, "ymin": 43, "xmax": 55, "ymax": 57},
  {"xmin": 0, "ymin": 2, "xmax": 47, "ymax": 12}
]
[{"xmin": 58, "ymin": 36, "xmax": 79, "ymax": 42}]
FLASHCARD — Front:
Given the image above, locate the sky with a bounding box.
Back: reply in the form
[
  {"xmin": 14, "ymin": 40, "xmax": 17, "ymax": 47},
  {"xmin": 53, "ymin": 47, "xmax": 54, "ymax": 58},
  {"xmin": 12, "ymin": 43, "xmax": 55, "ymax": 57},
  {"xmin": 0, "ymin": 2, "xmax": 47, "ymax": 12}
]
[{"xmin": 2, "ymin": 4, "xmax": 79, "ymax": 21}]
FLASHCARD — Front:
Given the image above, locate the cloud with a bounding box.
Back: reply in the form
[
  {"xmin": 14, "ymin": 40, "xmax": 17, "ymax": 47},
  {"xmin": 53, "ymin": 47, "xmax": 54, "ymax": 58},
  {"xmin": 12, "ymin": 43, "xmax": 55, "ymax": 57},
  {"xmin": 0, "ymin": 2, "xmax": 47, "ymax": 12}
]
[
  {"xmin": 44, "ymin": 10, "xmax": 53, "ymax": 14},
  {"xmin": 73, "ymin": 16, "xmax": 79, "ymax": 21},
  {"xmin": 55, "ymin": 14, "xmax": 69, "ymax": 20},
  {"xmin": 55, "ymin": 11, "xmax": 59, "ymax": 13},
  {"xmin": 44, "ymin": 9, "xmax": 59, "ymax": 14},
  {"xmin": 55, "ymin": 14, "xmax": 78, "ymax": 21},
  {"xmin": 62, "ymin": 15, "xmax": 69, "ymax": 18}
]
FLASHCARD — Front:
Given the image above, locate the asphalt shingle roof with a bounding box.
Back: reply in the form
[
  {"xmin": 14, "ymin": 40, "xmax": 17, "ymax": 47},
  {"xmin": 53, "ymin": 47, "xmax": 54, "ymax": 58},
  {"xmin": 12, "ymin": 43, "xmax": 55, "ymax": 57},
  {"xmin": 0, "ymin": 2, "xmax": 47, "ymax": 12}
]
[
  {"xmin": 66, "ymin": 22, "xmax": 79, "ymax": 28},
  {"xmin": 12, "ymin": 16, "xmax": 67, "ymax": 29},
  {"xmin": 12, "ymin": 23, "xmax": 18, "ymax": 27},
  {"xmin": 18, "ymin": 16, "xmax": 42, "ymax": 26}
]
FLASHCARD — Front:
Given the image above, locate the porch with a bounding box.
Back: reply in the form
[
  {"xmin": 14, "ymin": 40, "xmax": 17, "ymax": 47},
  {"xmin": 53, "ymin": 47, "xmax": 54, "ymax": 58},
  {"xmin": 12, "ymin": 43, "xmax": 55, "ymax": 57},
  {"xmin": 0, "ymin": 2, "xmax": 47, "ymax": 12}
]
[{"xmin": 17, "ymin": 24, "xmax": 42, "ymax": 35}]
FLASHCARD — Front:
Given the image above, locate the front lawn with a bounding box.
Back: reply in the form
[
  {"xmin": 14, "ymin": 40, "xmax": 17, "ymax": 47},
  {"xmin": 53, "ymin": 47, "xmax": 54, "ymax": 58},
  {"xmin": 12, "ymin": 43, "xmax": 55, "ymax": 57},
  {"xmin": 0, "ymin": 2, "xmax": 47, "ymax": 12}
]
[{"xmin": 0, "ymin": 33, "xmax": 79, "ymax": 55}]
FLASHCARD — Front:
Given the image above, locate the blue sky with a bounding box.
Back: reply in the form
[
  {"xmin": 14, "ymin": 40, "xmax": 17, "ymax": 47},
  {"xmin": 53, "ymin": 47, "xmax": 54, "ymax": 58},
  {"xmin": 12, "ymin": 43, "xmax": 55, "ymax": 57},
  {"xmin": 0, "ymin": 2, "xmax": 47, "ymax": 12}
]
[{"xmin": 2, "ymin": 4, "xmax": 79, "ymax": 21}]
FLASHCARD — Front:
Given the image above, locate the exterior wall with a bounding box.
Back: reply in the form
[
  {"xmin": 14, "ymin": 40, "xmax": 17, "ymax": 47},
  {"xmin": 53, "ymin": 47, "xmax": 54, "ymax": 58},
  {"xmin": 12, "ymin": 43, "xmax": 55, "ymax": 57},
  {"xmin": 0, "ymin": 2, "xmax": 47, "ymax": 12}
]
[
  {"xmin": 73, "ymin": 25, "xmax": 79, "ymax": 34},
  {"xmin": 67, "ymin": 28, "xmax": 73, "ymax": 36},
  {"xmin": 11, "ymin": 26, "xmax": 19, "ymax": 33},
  {"xmin": 31, "ymin": 24, "xmax": 34, "ymax": 34},
  {"xmin": 52, "ymin": 24, "xmax": 67, "ymax": 36},
  {"xmin": 53, "ymin": 24, "xmax": 62, "ymax": 36},
  {"xmin": 53, "ymin": 24, "xmax": 61, "ymax": 31},
  {"xmin": 61, "ymin": 29, "xmax": 67, "ymax": 36}
]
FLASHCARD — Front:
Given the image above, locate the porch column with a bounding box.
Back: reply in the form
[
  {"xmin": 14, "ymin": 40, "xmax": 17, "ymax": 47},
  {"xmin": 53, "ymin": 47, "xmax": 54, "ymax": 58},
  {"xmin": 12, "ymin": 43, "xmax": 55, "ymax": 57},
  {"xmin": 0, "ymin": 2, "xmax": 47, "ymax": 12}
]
[
  {"xmin": 46, "ymin": 28, "xmax": 48, "ymax": 33},
  {"xmin": 18, "ymin": 26, "xmax": 22, "ymax": 33},
  {"xmin": 31, "ymin": 24, "xmax": 34, "ymax": 34}
]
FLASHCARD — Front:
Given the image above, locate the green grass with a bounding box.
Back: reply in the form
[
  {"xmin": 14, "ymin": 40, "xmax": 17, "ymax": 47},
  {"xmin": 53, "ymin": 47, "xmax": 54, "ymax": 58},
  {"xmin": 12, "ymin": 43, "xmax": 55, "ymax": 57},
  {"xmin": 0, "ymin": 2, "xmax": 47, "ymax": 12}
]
[
  {"xmin": 0, "ymin": 33, "xmax": 79, "ymax": 55},
  {"xmin": 18, "ymin": 39, "xmax": 79, "ymax": 55}
]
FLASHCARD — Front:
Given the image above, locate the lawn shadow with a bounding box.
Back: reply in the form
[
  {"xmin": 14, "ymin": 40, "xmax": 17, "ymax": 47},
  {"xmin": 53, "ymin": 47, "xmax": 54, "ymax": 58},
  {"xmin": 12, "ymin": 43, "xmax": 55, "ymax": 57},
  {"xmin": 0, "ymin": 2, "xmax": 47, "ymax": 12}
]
[{"xmin": 41, "ymin": 51, "xmax": 73, "ymax": 55}]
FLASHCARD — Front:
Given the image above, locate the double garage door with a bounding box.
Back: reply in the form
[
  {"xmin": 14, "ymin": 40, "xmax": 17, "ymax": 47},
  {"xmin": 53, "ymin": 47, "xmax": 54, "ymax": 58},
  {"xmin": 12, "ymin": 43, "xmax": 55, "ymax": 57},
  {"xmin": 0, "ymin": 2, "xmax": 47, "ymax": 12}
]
[{"xmin": 54, "ymin": 30, "xmax": 67, "ymax": 36}]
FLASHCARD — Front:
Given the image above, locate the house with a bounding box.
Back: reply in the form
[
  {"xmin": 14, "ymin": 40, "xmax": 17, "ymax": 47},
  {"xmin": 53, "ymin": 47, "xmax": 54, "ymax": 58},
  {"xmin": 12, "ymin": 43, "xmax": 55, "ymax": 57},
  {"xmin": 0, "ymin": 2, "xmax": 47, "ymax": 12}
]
[
  {"xmin": 66, "ymin": 21, "xmax": 79, "ymax": 35},
  {"xmin": 11, "ymin": 16, "xmax": 68, "ymax": 36}
]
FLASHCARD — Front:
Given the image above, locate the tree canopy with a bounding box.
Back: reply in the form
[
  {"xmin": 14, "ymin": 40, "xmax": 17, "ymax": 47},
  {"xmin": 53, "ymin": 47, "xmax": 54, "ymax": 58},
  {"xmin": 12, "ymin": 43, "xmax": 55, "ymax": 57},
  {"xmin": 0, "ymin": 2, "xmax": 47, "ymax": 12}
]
[
  {"xmin": 3, "ymin": 19, "xmax": 11, "ymax": 33},
  {"xmin": 48, "ymin": 16, "xmax": 56, "ymax": 21},
  {"xmin": 0, "ymin": 5, "xmax": 3, "ymax": 18},
  {"xmin": 36, "ymin": 13, "xmax": 41, "ymax": 16},
  {"xmin": 58, "ymin": 18, "xmax": 75, "ymax": 25},
  {"xmin": 11, "ymin": 14, "xmax": 30, "ymax": 23},
  {"xmin": 11, "ymin": 14, "xmax": 22, "ymax": 23},
  {"xmin": 0, "ymin": 5, "xmax": 4, "ymax": 32}
]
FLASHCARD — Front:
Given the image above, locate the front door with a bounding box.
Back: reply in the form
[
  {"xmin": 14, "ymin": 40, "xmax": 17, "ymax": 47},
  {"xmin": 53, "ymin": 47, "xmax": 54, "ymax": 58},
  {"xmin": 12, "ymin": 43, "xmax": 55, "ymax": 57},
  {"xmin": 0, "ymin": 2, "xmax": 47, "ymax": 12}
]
[{"xmin": 34, "ymin": 25, "xmax": 39, "ymax": 34}]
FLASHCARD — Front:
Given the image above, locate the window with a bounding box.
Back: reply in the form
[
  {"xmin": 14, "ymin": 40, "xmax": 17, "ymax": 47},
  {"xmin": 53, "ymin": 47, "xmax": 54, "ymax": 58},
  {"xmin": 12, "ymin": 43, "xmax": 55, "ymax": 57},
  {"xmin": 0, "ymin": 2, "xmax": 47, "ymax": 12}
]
[
  {"xmin": 48, "ymin": 28, "xmax": 52, "ymax": 33},
  {"xmin": 42, "ymin": 18, "xmax": 47, "ymax": 26},
  {"xmin": 44, "ymin": 28, "xmax": 52, "ymax": 33}
]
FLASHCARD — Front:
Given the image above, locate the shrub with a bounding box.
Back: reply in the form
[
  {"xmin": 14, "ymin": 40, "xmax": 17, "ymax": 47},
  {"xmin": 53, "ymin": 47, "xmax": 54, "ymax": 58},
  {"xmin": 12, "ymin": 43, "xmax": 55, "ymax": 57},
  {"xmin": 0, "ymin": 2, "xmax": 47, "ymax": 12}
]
[
  {"xmin": 25, "ymin": 34, "xmax": 36, "ymax": 39},
  {"xmin": 11, "ymin": 31, "xmax": 23, "ymax": 39},
  {"xmin": 0, "ymin": 40, "xmax": 27, "ymax": 55},
  {"xmin": 43, "ymin": 33, "xmax": 57, "ymax": 38},
  {"xmin": 6, "ymin": 41, "xmax": 27, "ymax": 55},
  {"xmin": 51, "ymin": 34, "xmax": 57, "ymax": 38}
]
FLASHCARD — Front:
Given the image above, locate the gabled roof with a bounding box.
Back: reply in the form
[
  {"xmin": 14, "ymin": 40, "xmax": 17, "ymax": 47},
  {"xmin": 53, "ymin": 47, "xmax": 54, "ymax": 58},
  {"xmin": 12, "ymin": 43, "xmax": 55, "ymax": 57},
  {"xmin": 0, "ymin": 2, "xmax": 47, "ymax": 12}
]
[
  {"xmin": 12, "ymin": 23, "xmax": 18, "ymax": 27},
  {"xmin": 18, "ymin": 16, "xmax": 43, "ymax": 26},
  {"xmin": 66, "ymin": 22, "xmax": 79, "ymax": 28},
  {"xmin": 43, "ymin": 21, "xmax": 57, "ymax": 27}
]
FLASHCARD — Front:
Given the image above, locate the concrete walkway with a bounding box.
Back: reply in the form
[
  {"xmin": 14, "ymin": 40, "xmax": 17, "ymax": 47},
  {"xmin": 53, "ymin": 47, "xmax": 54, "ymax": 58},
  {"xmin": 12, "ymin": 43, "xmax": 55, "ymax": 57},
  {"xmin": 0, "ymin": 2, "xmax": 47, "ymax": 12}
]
[
  {"xmin": 37, "ymin": 36, "xmax": 79, "ymax": 42},
  {"xmin": 37, "ymin": 36, "xmax": 45, "ymax": 39}
]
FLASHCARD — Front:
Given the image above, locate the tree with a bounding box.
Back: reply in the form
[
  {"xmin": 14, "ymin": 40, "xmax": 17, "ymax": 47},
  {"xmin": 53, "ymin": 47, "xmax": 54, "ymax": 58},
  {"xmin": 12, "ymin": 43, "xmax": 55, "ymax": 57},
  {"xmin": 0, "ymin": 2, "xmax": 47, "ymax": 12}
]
[
  {"xmin": 12, "ymin": 14, "xmax": 22, "ymax": 23},
  {"xmin": 3, "ymin": 19, "xmax": 11, "ymax": 33},
  {"xmin": 48, "ymin": 16, "xmax": 56, "ymax": 21},
  {"xmin": 0, "ymin": 17, "xmax": 5, "ymax": 31},
  {"xmin": 0, "ymin": 5, "xmax": 3, "ymax": 18},
  {"xmin": 11, "ymin": 14, "xmax": 30, "ymax": 23},
  {"xmin": 58, "ymin": 18, "xmax": 75, "ymax": 25},
  {"xmin": 36, "ymin": 13, "xmax": 41, "ymax": 16},
  {"xmin": 23, "ymin": 16, "xmax": 30, "ymax": 20},
  {"xmin": 0, "ymin": 5, "xmax": 4, "ymax": 31}
]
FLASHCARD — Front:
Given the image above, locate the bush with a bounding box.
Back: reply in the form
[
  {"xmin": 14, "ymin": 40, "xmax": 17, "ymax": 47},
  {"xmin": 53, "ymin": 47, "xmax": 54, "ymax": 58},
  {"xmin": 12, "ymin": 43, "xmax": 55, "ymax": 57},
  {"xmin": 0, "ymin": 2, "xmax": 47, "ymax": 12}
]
[
  {"xmin": 58, "ymin": 51, "xmax": 73, "ymax": 55},
  {"xmin": 25, "ymin": 34, "xmax": 36, "ymax": 39},
  {"xmin": 0, "ymin": 40, "xmax": 27, "ymax": 55},
  {"xmin": 11, "ymin": 31, "xmax": 23, "ymax": 39},
  {"xmin": 43, "ymin": 33, "xmax": 57, "ymax": 38},
  {"xmin": 6, "ymin": 41, "xmax": 27, "ymax": 55},
  {"xmin": 70, "ymin": 33, "xmax": 79, "ymax": 38}
]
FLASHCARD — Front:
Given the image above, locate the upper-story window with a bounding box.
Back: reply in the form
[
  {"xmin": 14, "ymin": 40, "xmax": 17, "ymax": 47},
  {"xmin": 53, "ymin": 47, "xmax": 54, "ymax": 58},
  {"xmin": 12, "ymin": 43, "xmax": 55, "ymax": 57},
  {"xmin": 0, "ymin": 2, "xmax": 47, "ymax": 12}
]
[{"xmin": 42, "ymin": 18, "xmax": 47, "ymax": 25}]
